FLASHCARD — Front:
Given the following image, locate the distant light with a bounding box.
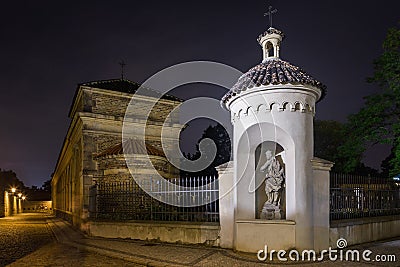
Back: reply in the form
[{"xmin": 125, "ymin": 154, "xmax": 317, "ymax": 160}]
[
  {"xmin": 11, "ymin": 188, "xmax": 16, "ymax": 193},
  {"xmin": 22, "ymin": 196, "xmax": 26, "ymax": 200},
  {"xmin": 18, "ymin": 193, "xmax": 22, "ymax": 198}
]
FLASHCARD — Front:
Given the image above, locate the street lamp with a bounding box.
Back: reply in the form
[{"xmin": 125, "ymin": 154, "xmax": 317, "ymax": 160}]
[
  {"xmin": 11, "ymin": 188, "xmax": 16, "ymax": 193},
  {"xmin": 22, "ymin": 196, "xmax": 26, "ymax": 200},
  {"xmin": 18, "ymin": 193, "xmax": 22, "ymax": 198}
]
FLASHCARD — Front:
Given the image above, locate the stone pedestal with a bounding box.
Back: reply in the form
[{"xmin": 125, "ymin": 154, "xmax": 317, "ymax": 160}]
[
  {"xmin": 311, "ymin": 157, "xmax": 333, "ymax": 252},
  {"xmin": 260, "ymin": 203, "xmax": 282, "ymax": 220},
  {"xmin": 216, "ymin": 161, "xmax": 235, "ymax": 248}
]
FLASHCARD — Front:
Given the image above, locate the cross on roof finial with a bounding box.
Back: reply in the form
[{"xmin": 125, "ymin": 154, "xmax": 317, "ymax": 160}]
[
  {"xmin": 264, "ymin": 5, "xmax": 278, "ymax": 28},
  {"xmin": 119, "ymin": 60, "xmax": 126, "ymax": 80}
]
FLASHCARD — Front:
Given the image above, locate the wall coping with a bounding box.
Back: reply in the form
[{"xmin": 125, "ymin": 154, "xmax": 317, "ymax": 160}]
[
  {"xmin": 331, "ymin": 215, "xmax": 400, "ymax": 228},
  {"xmin": 215, "ymin": 161, "xmax": 234, "ymax": 175},
  {"xmin": 311, "ymin": 157, "xmax": 334, "ymax": 171},
  {"xmin": 236, "ymin": 219, "xmax": 295, "ymax": 225},
  {"xmin": 89, "ymin": 220, "xmax": 220, "ymax": 230}
]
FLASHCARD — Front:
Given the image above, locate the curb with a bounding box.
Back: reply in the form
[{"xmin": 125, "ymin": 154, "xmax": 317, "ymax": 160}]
[{"xmin": 46, "ymin": 217, "xmax": 187, "ymax": 266}]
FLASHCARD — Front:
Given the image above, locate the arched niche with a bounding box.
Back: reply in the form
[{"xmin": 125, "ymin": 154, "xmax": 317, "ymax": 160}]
[
  {"xmin": 255, "ymin": 141, "xmax": 285, "ymax": 219},
  {"xmin": 234, "ymin": 122, "xmax": 295, "ymax": 220}
]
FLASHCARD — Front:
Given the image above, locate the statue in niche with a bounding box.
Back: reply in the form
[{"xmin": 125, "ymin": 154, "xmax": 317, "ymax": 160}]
[{"xmin": 259, "ymin": 150, "xmax": 285, "ymax": 219}]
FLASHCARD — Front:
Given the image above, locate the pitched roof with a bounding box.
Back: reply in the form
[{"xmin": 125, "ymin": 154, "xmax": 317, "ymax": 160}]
[
  {"xmin": 79, "ymin": 78, "xmax": 182, "ymax": 102},
  {"xmin": 221, "ymin": 58, "xmax": 327, "ymax": 104},
  {"xmin": 95, "ymin": 138, "xmax": 165, "ymax": 158}
]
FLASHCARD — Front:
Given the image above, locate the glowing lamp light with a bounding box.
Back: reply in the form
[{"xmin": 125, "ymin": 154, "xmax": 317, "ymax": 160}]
[
  {"xmin": 11, "ymin": 188, "xmax": 16, "ymax": 193},
  {"xmin": 22, "ymin": 196, "xmax": 26, "ymax": 200},
  {"xmin": 18, "ymin": 193, "xmax": 22, "ymax": 198}
]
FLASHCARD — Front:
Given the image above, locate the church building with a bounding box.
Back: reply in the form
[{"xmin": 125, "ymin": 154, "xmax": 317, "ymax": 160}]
[{"xmin": 51, "ymin": 78, "xmax": 182, "ymax": 228}]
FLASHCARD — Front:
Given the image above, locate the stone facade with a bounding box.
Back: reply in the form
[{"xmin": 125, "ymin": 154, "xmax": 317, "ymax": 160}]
[
  {"xmin": 2, "ymin": 192, "xmax": 23, "ymax": 216},
  {"xmin": 51, "ymin": 79, "xmax": 182, "ymax": 229},
  {"xmin": 0, "ymin": 189, "xmax": 5, "ymax": 218}
]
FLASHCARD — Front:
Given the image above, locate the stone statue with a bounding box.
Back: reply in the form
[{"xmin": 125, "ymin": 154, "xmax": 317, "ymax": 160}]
[{"xmin": 259, "ymin": 150, "xmax": 285, "ymax": 219}]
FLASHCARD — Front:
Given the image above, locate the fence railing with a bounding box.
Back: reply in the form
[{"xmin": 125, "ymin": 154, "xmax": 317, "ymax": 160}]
[
  {"xmin": 330, "ymin": 173, "xmax": 400, "ymax": 220},
  {"xmin": 89, "ymin": 176, "xmax": 219, "ymax": 223},
  {"xmin": 89, "ymin": 173, "xmax": 400, "ymax": 223}
]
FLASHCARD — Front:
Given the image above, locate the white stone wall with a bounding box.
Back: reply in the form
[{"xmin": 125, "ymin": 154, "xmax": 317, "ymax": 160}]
[
  {"xmin": 330, "ymin": 216, "xmax": 400, "ymax": 247},
  {"xmin": 226, "ymin": 84, "xmax": 321, "ymax": 251}
]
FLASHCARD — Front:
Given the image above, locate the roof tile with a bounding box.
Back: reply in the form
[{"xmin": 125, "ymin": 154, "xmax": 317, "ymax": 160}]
[{"xmin": 221, "ymin": 58, "xmax": 327, "ymax": 104}]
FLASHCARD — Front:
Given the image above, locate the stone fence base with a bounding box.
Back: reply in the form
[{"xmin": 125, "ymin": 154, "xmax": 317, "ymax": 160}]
[
  {"xmin": 87, "ymin": 221, "xmax": 220, "ymax": 246},
  {"xmin": 330, "ymin": 215, "xmax": 400, "ymax": 247}
]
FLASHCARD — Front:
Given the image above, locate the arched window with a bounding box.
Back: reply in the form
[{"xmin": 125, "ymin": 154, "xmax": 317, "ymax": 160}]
[{"xmin": 265, "ymin": 41, "xmax": 274, "ymax": 58}]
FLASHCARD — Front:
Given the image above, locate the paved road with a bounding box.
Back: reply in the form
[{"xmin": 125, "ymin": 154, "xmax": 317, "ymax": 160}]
[
  {"xmin": 1, "ymin": 213, "xmax": 399, "ymax": 266},
  {"xmin": 0, "ymin": 213, "xmax": 53, "ymax": 266},
  {"xmin": 8, "ymin": 243, "xmax": 143, "ymax": 267},
  {"xmin": 0, "ymin": 213, "xmax": 143, "ymax": 266}
]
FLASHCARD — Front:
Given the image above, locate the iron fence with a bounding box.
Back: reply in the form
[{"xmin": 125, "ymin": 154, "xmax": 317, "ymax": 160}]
[
  {"xmin": 89, "ymin": 173, "xmax": 400, "ymax": 223},
  {"xmin": 89, "ymin": 176, "xmax": 219, "ymax": 222},
  {"xmin": 330, "ymin": 173, "xmax": 400, "ymax": 220}
]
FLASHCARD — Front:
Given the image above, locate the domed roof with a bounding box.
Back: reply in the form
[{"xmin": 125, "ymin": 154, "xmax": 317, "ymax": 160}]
[{"xmin": 221, "ymin": 58, "xmax": 327, "ymax": 104}]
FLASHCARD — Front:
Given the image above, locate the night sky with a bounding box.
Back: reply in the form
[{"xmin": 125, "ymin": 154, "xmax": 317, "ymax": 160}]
[{"xmin": 0, "ymin": 1, "xmax": 399, "ymax": 186}]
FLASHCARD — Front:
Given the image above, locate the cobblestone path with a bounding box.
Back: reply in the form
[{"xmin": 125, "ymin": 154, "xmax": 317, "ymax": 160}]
[
  {"xmin": 0, "ymin": 213, "xmax": 142, "ymax": 267},
  {"xmin": 8, "ymin": 243, "xmax": 143, "ymax": 267},
  {"xmin": 0, "ymin": 213, "xmax": 53, "ymax": 266}
]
